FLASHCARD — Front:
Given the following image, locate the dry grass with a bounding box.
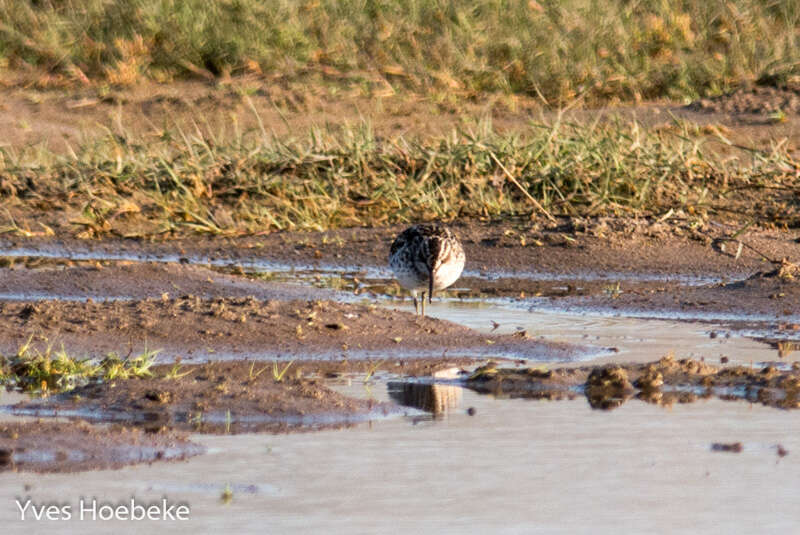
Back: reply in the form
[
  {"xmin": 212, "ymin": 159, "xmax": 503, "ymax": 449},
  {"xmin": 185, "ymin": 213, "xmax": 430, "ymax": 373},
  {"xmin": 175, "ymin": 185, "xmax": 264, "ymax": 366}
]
[
  {"xmin": 1, "ymin": 1, "xmax": 799, "ymax": 104},
  {"xmin": 1, "ymin": 117, "xmax": 799, "ymax": 238}
]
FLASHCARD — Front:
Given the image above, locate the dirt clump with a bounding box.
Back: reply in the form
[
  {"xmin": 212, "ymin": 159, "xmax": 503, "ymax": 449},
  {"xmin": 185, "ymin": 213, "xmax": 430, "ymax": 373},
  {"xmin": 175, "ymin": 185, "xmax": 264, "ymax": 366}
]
[
  {"xmin": 0, "ymin": 420, "xmax": 202, "ymax": 473},
  {"xmin": 462, "ymin": 356, "xmax": 800, "ymax": 411},
  {"xmin": 585, "ymin": 365, "xmax": 635, "ymax": 410},
  {"xmin": 758, "ymin": 258, "xmax": 800, "ymax": 281}
]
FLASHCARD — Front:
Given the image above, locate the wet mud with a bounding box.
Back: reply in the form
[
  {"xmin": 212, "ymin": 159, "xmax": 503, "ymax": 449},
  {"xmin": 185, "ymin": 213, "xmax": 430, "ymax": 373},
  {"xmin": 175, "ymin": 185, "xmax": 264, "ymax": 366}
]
[
  {"xmin": 0, "ymin": 295, "xmax": 588, "ymax": 362},
  {"xmin": 0, "ymin": 260, "xmax": 333, "ymax": 301},
  {"xmin": 460, "ymin": 354, "xmax": 800, "ymax": 411},
  {"xmin": 537, "ymin": 263, "xmax": 800, "ymax": 322},
  {"xmin": 0, "ymin": 420, "xmax": 203, "ymax": 473}
]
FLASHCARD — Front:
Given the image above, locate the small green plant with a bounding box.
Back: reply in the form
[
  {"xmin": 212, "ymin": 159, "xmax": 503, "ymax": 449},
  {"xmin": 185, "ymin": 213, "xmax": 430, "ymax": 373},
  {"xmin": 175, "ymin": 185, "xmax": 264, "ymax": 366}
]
[
  {"xmin": 0, "ymin": 339, "xmax": 160, "ymax": 394},
  {"xmin": 363, "ymin": 359, "xmax": 385, "ymax": 384},
  {"xmin": 272, "ymin": 360, "xmax": 294, "ymax": 382},
  {"xmin": 603, "ymin": 281, "xmax": 622, "ymax": 298},
  {"xmin": 248, "ymin": 360, "xmax": 270, "ymax": 380},
  {"xmin": 99, "ymin": 349, "xmax": 158, "ymax": 380},
  {"xmin": 189, "ymin": 411, "xmax": 204, "ymax": 427},
  {"xmin": 768, "ymin": 109, "xmax": 787, "ymax": 123},
  {"xmin": 163, "ymin": 361, "xmax": 194, "ymax": 380}
]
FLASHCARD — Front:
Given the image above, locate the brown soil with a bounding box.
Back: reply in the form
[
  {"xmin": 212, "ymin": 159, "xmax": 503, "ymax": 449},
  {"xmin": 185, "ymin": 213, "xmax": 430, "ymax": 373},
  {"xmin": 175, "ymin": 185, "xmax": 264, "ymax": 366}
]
[
  {"xmin": 11, "ymin": 361, "xmax": 397, "ymax": 434},
  {"xmin": 562, "ymin": 263, "xmax": 800, "ymax": 320},
  {"xmin": 0, "ymin": 80, "xmax": 543, "ymax": 152},
  {"xmin": 0, "ymin": 260, "xmax": 331, "ymax": 301},
  {"xmin": 0, "ymin": 420, "xmax": 202, "ymax": 473},
  {"xmin": 464, "ymin": 354, "xmax": 800, "ymax": 411},
  {"xmin": 0, "ymin": 295, "xmax": 586, "ymax": 362},
  {"xmin": 3, "ymin": 80, "xmax": 800, "ymax": 153}
]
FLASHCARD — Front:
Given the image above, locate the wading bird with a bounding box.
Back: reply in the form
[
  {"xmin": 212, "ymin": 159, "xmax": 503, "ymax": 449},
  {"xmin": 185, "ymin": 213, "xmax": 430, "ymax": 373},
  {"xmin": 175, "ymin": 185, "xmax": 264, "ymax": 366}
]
[{"xmin": 389, "ymin": 224, "xmax": 465, "ymax": 316}]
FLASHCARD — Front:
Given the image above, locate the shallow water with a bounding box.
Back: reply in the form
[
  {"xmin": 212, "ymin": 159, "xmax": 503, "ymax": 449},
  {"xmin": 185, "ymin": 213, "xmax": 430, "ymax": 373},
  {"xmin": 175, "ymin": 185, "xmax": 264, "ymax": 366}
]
[
  {"xmin": 1, "ymin": 301, "xmax": 798, "ymax": 533},
  {"xmin": 2, "ymin": 390, "xmax": 798, "ymax": 533},
  {"xmin": 407, "ymin": 300, "xmax": 789, "ymax": 366}
]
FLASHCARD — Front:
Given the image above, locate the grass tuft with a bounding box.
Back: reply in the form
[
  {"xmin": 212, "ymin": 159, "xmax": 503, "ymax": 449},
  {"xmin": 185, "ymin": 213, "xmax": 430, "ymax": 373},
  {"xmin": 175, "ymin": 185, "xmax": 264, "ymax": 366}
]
[{"xmin": 0, "ymin": 340, "xmax": 159, "ymax": 394}]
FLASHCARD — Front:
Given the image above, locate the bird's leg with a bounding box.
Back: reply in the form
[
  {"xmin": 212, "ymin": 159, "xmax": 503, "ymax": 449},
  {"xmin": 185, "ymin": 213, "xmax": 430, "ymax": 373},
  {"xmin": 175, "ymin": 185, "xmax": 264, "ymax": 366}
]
[
  {"xmin": 413, "ymin": 294, "xmax": 420, "ymax": 315},
  {"xmin": 420, "ymin": 291, "xmax": 427, "ymax": 317}
]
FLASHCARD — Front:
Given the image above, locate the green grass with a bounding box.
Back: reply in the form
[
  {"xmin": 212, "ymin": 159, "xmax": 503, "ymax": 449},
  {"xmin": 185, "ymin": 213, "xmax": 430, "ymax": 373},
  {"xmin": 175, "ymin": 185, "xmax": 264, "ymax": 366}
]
[
  {"xmin": 1, "ymin": 0, "xmax": 799, "ymax": 103},
  {"xmin": 0, "ymin": 339, "xmax": 159, "ymax": 394},
  {"xmin": 1, "ymin": 117, "xmax": 799, "ymax": 236}
]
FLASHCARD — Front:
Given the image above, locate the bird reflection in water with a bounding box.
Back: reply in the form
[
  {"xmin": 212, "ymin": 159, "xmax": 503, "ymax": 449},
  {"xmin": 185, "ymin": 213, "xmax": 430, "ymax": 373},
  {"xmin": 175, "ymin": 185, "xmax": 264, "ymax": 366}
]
[{"xmin": 387, "ymin": 381, "xmax": 463, "ymax": 418}]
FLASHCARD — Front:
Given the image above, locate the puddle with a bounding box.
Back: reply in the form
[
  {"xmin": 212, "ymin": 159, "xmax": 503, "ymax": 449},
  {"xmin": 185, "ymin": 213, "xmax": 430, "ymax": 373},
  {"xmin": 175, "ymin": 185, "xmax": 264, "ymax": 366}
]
[
  {"xmin": 198, "ymin": 393, "xmax": 797, "ymax": 533},
  {"xmin": 2, "ymin": 387, "xmax": 797, "ymax": 532},
  {"xmin": 520, "ymin": 299, "xmax": 800, "ymax": 324},
  {"xmin": 410, "ymin": 301, "xmax": 793, "ymax": 365}
]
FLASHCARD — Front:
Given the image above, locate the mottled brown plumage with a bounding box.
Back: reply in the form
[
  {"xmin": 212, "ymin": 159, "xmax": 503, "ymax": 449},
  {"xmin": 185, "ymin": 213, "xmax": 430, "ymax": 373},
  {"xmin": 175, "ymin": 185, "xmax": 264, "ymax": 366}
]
[{"xmin": 389, "ymin": 224, "xmax": 465, "ymax": 316}]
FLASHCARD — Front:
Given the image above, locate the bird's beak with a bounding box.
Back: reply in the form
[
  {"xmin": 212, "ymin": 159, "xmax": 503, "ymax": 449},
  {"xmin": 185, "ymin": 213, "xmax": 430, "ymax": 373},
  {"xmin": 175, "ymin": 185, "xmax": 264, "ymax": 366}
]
[{"xmin": 428, "ymin": 266, "xmax": 434, "ymax": 304}]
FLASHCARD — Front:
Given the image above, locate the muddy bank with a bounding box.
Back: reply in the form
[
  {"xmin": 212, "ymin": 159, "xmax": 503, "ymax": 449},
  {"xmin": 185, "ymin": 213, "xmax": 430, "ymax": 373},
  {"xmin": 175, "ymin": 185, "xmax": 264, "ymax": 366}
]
[
  {"xmin": 0, "ymin": 260, "xmax": 334, "ymax": 301},
  {"xmin": 0, "ymin": 420, "xmax": 202, "ymax": 473},
  {"xmin": 9, "ymin": 361, "xmax": 397, "ymax": 434},
  {"xmin": 460, "ymin": 355, "xmax": 800, "ymax": 411},
  {"xmin": 0, "ymin": 295, "xmax": 592, "ymax": 362},
  {"xmin": 538, "ymin": 263, "xmax": 800, "ymax": 322}
]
